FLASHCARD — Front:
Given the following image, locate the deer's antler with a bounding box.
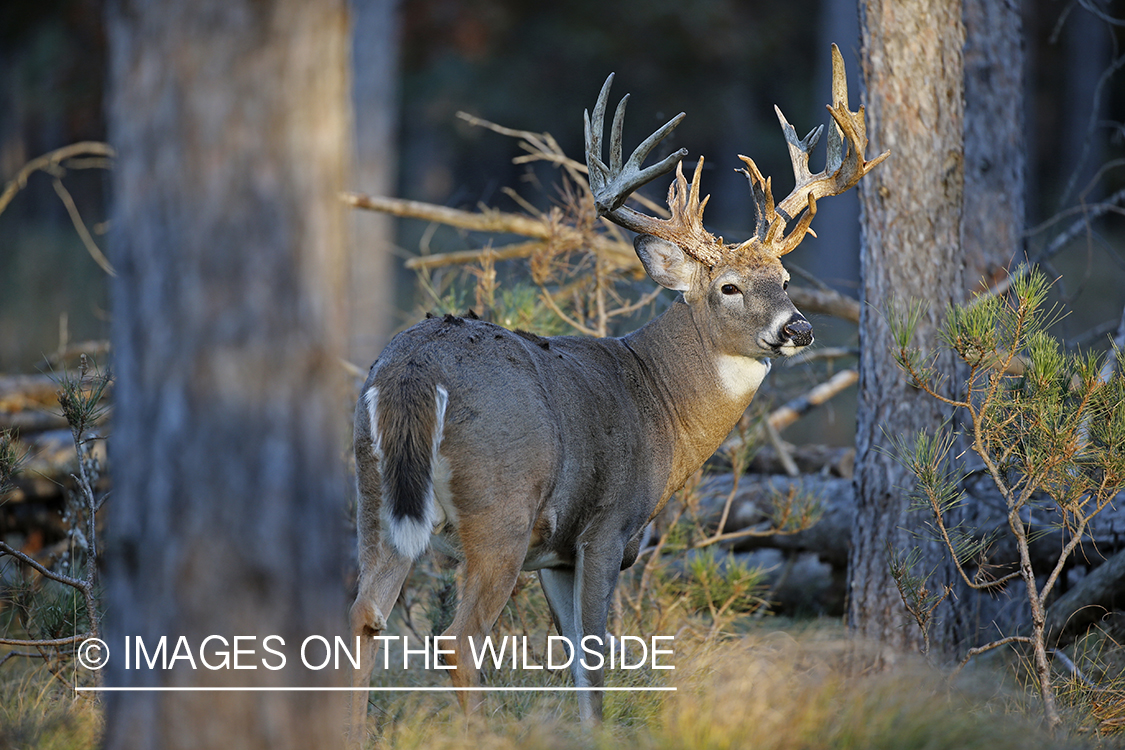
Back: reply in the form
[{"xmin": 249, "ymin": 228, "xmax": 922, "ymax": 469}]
[
  {"xmin": 737, "ymin": 44, "xmax": 890, "ymax": 258},
  {"xmin": 586, "ymin": 46, "xmax": 887, "ymax": 267},
  {"xmin": 584, "ymin": 75, "xmax": 727, "ymax": 267}
]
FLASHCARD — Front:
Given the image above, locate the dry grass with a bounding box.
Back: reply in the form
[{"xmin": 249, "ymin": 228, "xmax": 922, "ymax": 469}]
[
  {"xmin": 357, "ymin": 627, "xmax": 1083, "ymax": 750},
  {"xmin": 3, "ymin": 616, "xmax": 1124, "ymax": 749},
  {"xmin": 0, "ymin": 655, "xmax": 101, "ymax": 749},
  {"xmin": 3, "ymin": 545, "xmax": 1123, "ymax": 749}
]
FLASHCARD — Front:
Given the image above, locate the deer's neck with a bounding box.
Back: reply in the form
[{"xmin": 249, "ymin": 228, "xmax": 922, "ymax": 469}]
[{"xmin": 622, "ymin": 298, "xmax": 770, "ymax": 508}]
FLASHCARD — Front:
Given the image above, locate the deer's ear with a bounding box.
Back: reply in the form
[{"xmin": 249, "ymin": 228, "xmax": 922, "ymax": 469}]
[{"xmin": 634, "ymin": 235, "xmax": 696, "ymax": 292}]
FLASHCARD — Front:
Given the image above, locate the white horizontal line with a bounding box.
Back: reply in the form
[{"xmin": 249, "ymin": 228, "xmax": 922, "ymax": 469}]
[{"xmin": 76, "ymin": 686, "xmax": 676, "ymax": 693}]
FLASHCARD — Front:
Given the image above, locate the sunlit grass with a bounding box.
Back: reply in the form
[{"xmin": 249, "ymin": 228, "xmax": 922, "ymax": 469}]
[
  {"xmin": 0, "ymin": 653, "xmax": 101, "ymax": 749},
  {"xmin": 356, "ymin": 628, "xmax": 1085, "ymax": 750},
  {"xmin": 3, "ymin": 551, "xmax": 1124, "ymax": 749},
  {"xmin": 4, "ymin": 617, "xmax": 1125, "ymax": 749}
]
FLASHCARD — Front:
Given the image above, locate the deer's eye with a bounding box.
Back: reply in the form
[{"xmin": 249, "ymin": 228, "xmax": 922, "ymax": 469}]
[
  {"xmin": 783, "ymin": 280, "xmax": 789, "ymax": 290},
  {"xmin": 721, "ymin": 283, "xmax": 741, "ymax": 296}
]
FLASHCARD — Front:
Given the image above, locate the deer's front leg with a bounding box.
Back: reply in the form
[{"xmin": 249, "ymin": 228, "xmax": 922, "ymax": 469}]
[{"xmin": 572, "ymin": 539, "xmax": 627, "ymax": 722}]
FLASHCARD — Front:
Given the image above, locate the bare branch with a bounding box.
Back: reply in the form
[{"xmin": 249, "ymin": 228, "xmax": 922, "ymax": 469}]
[
  {"xmin": 764, "ymin": 369, "xmax": 858, "ymax": 435},
  {"xmin": 952, "ymin": 636, "xmax": 1034, "ymax": 679},
  {"xmin": 979, "ymin": 186, "xmax": 1125, "ymax": 306},
  {"xmin": 0, "ymin": 634, "xmax": 91, "ymax": 648},
  {"xmin": 0, "ymin": 141, "xmax": 115, "ymax": 216},
  {"xmin": 0, "ymin": 541, "xmax": 90, "ymax": 591},
  {"xmin": 0, "ymin": 650, "xmax": 47, "ymax": 668},
  {"xmin": 605, "ymin": 284, "xmax": 665, "ymax": 319},
  {"xmin": 52, "ymin": 177, "xmax": 116, "ymax": 276},
  {"xmin": 787, "ymin": 287, "xmax": 861, "ymax": 324},
  {"xmin": 404, "ymin": 241, "xmax": 547, "ymax": 270},
  {"xmin": 538, "ymin": 290, "xmax": 597, "ymax": 336},
  {"xmin": 342, "ymin": 192, "xmax": 637, "ymax": 269}
]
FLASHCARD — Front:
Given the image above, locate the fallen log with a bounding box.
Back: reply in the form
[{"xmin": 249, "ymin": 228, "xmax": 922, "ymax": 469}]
[
  {"xmin": 686, "ymin": 473, "xmax": 1125, "ymax": 577},
  {"xmin": 0, "ymin": 373, "xmax": 113, "ymax": 435},
  {"xmin": 1045, "ymin": 546, "xmax": 1125, "ymax": 648}
]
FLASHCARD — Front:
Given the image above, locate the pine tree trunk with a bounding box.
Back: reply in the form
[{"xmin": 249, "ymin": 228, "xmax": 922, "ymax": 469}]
[
  {"xmin": 848, "ymin": 0, "xmax": 966, "ymax": 655},
  {"xmin": 950, "ymin": 0, "xmax": 1029, "ymax": 646},
  {"xmin": 962, "ymin": 0, "xmax": 1025, "ymax": 288},
  {"xmin": 102, "ymin": 1, "xmax": 350, "ymax": 747}
]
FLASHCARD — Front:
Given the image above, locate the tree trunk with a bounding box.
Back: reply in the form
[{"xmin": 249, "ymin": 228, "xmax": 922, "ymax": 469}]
[
  {"xmin": 348, "ymin": 0, "xmax": 401, "ymax": 362},
  {"xmin": 103, "ymin": 1, "xmax": 350, "ymax": 747},
  {"xmin": 849, "ymin": 0, "xmax": 966, "ymax": 655},
  {"xmin": 962, "ymin": 0, "xmax": 1025, "ymax": 289},
  {"xmin": 949, "ymin": 0, "xmax": 1030, "ymax": 649}
]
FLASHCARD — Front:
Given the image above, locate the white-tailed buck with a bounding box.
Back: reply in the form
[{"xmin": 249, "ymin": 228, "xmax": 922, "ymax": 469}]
[{"xmin": 348, "ymin": 45, "xmax": 886, "ymax": 740}]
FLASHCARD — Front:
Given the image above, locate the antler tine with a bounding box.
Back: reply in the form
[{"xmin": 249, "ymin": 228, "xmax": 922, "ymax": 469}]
[
  {"xmin": 825, "ymin": 43, "xmax": 848, "ymax": 175},
  {"xmin": 774, "ymin": 105, "xmax": 823, "ymax": 197},
  {"xmin": 778, "ymin": 193, "xmax": 818, "ymax": 256},
  {"xmin": 666, "ymin": 157, "xmax": 714, "ymax": 240},
  {"xmin": 584, "ymin": 74, "xmax": 727, "ymax": 266},
  {"xmin": 584, "ymin": 73, "xmax": 615, "ymax": 202},
  {"xmin": 609, "ymin": 92, "xmax": 629, "ymax": 176},
  {"xmin": 749, "ymin": 43, "xmax": 889, "ymax": 257},
  {"xmin": 585, "ymin": 74, "xmax": 687, "ymax": 215},
  {"xmin": 736, "ymin": 154, "xmax": 775, "ymax": 242}
]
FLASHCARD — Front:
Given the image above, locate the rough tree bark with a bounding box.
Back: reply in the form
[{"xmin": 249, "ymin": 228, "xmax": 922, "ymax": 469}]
[
  {"xmin": 348, "ymin": 0, "xmax": 401, "ymax": 362},
  {"xmin": 103, "ymin": 1, "xmax": 350, "ymax": 747},
  {"xmin": 848, "ymin": 0, "xmax": 966, "ymax": 655},
  {"xmin": 962, "ymin": 0, "xmax": 1024, "ymax": 288},
  {"xmin": 947, "ymin": 0, "xmax": 1029, "ymax": 647}
]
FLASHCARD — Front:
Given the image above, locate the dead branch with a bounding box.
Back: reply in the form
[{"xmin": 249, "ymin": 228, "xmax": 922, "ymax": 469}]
[
  {"xmin": 404, "ymin": 240, "xmax": 546, "ymax": 270},
  {"xmin": 1045, "ymin": 546, "xmax": 1125, "ymax": 648},
  {"xmin": 0, "ymin": 634, "xmax": 91, "ymax": 648},
  {"xmin": 0, "ymin": 141, "xmax": 115, "ymax": 216},
  {"xmin": 787, "ymin": 287, "xmax": 861, "ymax": 324},
  {"xmin": 689, "ymin": 472, "xmax": 1125, "ymax": 577},
  {"xmin": 0, "ymin": 540, "xmax": 89, "ymax": 590},
  {"xmin": 0, "ymin": 651, "xmax": 47, "ymax": 668},
  {"xmin": 721, "ymin": 369, "xmax": 859, "ymax": 456},
  {"xmin": 980, "ymin": 185, "xmax": 1125, "ymax": 305},
  {"xmin": 343, "ymin": 191, "xmax": 638, "ymax": 270},
  {"xmin": 51, "ymin": 177, "xmax": 115, "ymax": 276},
  {"xmin": 765, "ymin": 369, "xmax": 858, "ymax": 435},
  {"xmin": 952, "ymin": 636, "xmax": 1034, "ymax": 679}
]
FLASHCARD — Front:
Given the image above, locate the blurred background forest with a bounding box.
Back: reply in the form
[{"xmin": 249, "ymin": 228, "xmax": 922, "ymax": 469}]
[
  {"xmin": 2, "ymin": 1, "xmax": 1123, "ymax": 459},
  {"xmin": 2, "ymin": 1, "xmax": 1125, "ymax": 745}
]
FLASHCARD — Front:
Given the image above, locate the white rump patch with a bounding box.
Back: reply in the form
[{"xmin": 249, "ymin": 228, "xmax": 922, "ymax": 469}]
[
  {"xmin": 715, "ymin": 355, "xmax": 771, "ymax": 400},
  {"xmin": 430, "ymin": 384, "xmax": 456, "ymax": 529},
  {"xmin": 364, "ymin": 386, "xmax": 382, "ymax": 460}
]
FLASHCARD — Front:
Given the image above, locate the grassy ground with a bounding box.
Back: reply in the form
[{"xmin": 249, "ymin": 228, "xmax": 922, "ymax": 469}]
[
  {"xmin": 347, "ymin": 561, "xmax": 1125, "ymax": 749},
  {"xmin": 0, "ymin": 658, "xmax": 101, "ymax": 749},
  {"xmin": 2, "ymin": 563, "xmax": 1123, "ymax": 748},
  {"xmin": 355, "ymin": 625, "xmax": 1105, "ymax": 750}
]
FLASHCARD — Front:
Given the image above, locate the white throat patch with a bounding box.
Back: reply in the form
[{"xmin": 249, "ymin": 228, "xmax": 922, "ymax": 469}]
[{"xmin": 715, "ymin": 355, "xmax": 771, "ymax": 400}]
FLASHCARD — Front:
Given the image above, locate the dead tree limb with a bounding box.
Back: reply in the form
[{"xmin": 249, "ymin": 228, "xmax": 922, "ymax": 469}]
[{"xmin": 1045, "ymin": 546, "xmax": 1125, "ymax": 648}]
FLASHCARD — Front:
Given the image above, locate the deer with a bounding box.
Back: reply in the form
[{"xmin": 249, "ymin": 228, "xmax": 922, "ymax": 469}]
[{"xmin": 347, "ymin": 44, "xmax": 886, "ymax": 742}]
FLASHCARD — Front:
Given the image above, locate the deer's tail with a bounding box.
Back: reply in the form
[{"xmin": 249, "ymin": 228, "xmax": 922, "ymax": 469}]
[{"xmin": 362, "ymin": 374, "xmax": 448, "ymax": 560}]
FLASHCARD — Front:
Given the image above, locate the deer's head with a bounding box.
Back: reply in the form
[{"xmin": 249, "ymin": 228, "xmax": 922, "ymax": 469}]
[{"xmin": 585, "ymin": 45, "xmax": 888, "ymax": 362}]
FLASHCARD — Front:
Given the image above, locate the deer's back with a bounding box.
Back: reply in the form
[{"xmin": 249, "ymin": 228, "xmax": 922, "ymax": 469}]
[{"xmin": 361, "ymin": 315, "xmax": 672, "ymax": 561}]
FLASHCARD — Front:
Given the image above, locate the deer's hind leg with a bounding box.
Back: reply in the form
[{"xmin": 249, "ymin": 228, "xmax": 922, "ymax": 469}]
[
  {"xmin": 438, "ymin": 484, "xmax": 536, "ymax": 715},
  {"xmin": 348, "ymin": 431, "xmax": 414, "ymax": 747}
]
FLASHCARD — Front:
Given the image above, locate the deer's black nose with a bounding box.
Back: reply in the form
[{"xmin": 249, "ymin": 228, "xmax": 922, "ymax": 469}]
[{"xmin": 782, "ymin": 316, "xmax": 813, "ymax": 347}]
